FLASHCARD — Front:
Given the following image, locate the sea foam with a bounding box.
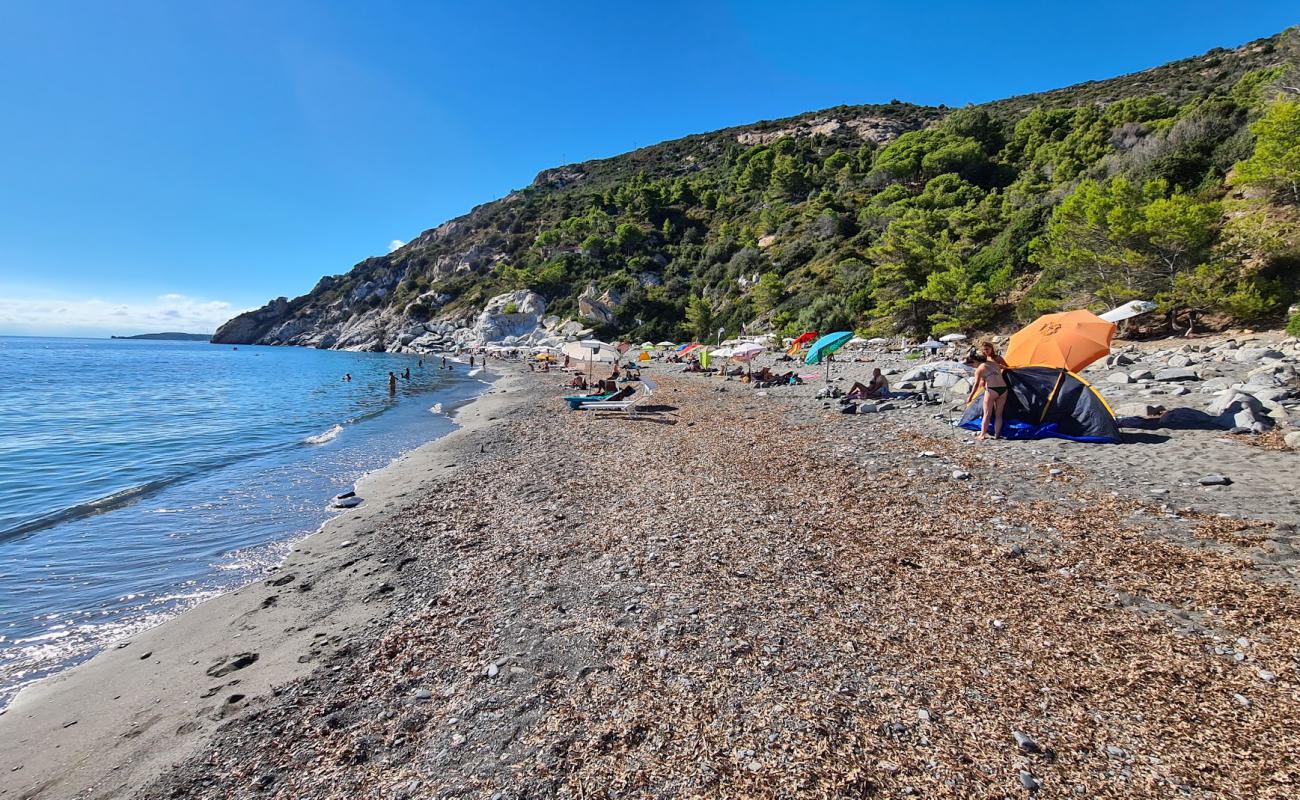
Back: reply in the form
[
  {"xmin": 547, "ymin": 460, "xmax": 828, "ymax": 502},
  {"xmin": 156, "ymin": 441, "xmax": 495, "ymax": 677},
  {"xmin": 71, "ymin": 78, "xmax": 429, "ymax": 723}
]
[{"xmin": 304, "ymin": 424, "xmax": 344, "ymax": 445}]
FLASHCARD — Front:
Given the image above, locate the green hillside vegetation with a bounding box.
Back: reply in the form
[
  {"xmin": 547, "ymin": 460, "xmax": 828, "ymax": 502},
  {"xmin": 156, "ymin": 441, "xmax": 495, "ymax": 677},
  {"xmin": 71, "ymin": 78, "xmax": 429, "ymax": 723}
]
[{"xmin": 307, "ymin": 29, "xmax": 1300, "ymax": 343}]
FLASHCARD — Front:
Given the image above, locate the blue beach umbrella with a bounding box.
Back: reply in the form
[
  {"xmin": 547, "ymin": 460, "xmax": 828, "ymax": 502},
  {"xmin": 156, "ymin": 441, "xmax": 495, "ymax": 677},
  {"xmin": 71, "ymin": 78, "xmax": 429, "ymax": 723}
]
[
  {"xmin": 804, "ymin": 331, "xmax": 854, "ymax": 365},
  {"xmin": 805, "ymin": 330, "xmax": 854, "ymax": 381}
]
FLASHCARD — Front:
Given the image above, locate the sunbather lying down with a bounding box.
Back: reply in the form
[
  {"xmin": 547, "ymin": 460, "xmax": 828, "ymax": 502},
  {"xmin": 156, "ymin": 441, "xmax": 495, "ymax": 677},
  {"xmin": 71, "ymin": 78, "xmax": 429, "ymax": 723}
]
[
  {"xmin": 753, "ymin": 370, "xmax": 800, "ymax": 388},
  {"xmin": 847, "ymin": 369, "xmax": 890, "ymax": 400}
]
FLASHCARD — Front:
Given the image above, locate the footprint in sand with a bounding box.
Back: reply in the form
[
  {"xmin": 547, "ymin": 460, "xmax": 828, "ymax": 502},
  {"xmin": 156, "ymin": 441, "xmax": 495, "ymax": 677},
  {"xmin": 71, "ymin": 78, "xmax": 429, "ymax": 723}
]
[
  {"xmin": 205, "ymin": 652, "xmax": 259, "ymax": 678},
  {"xmin": 267, "ymin": 573, "xmax": 296, "ymax": 587}
]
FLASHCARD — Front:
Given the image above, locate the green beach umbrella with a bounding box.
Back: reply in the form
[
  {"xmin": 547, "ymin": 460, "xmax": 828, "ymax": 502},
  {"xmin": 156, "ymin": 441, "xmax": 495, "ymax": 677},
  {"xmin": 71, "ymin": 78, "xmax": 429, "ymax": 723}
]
[{"xmin": 804, "ymin": 331, "xmax": 854, "ymax": 380}]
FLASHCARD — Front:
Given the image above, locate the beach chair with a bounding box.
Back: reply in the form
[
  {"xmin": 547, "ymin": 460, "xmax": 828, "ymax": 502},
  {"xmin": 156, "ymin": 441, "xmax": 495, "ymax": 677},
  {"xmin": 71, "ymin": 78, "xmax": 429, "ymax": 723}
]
[{"xmin": 578, "ymin": 379, "xmax": 656, "ymax": 418}]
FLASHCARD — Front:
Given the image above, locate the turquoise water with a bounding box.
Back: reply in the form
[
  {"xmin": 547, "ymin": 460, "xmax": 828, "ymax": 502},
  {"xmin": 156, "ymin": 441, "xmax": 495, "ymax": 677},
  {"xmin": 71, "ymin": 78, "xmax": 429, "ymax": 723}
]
[{"xmin": 0, "ymin": 336, "xmax": 488, "ymax": 707}]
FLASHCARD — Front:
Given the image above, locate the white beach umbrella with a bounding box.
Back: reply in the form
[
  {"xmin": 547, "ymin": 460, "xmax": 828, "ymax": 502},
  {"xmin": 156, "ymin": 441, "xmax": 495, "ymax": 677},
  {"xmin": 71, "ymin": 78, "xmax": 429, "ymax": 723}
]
[
  {"xmin": 656, "ymin": 341, "xmax": 676, "ymax": 348},
  {"xmin": 939, "ymin": 333, "xmax": 967, "ymax": 343},
  {"xmin": 561, "ymin": 339, "xmax": 620, "ymax": 383}
]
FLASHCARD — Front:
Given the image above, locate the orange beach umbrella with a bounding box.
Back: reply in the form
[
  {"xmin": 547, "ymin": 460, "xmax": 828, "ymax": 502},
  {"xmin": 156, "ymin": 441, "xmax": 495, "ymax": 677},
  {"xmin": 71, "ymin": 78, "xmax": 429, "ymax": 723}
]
[
  {"xmin": 787, "ymin": 331, "xmax": 818, "ymax": 356},
  {"xmin": 1005, "ymin": 309, "xmax": 1116, "ymax": 373}
]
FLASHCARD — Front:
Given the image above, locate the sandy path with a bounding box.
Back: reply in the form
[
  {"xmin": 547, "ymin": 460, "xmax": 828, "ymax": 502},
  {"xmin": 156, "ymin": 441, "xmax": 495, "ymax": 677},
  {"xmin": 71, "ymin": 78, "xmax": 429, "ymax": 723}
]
[{"xmin": 118, "ymin": 370, "xmax": 1299, "ymax": 799}]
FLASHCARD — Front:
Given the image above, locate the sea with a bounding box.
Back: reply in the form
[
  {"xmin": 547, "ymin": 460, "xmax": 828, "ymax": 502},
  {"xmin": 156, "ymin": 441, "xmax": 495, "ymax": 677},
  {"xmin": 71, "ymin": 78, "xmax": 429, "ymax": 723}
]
[{"xmin": 0, "ymin": 336, "xmax": 489, "ymax": 709}]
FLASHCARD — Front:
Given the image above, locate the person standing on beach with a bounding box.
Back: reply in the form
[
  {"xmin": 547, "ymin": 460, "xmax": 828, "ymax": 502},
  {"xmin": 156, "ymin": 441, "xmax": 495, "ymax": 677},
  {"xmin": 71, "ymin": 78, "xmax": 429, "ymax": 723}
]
[
  {"xmin": 388, "ymin": 372, "xmax": 397, "ymax": 395},
  {"xmin": 966, "ymin": 353, "xmax": 1008, "ymax": 440}
]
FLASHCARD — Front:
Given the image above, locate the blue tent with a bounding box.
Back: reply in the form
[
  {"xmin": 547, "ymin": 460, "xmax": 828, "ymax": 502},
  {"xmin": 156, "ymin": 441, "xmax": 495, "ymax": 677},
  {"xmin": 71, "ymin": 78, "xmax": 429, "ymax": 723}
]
[{"xmin": 960, "ymin": 366, "xmax": 1121, "ymax": 443}]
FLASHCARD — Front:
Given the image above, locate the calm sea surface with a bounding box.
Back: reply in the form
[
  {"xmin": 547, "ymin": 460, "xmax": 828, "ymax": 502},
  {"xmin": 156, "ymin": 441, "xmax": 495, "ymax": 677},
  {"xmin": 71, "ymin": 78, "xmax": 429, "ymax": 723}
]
[{"xmin": 0, "ymin": 336, "xmax": 488, "ymax": 708}]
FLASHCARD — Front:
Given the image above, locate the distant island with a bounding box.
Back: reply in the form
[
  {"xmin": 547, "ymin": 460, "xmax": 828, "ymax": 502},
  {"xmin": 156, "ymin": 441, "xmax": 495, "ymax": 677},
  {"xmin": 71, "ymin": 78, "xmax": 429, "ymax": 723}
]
[{"xmin": 110, "ymin": 332, "xmax": 213, "ymax": 341}]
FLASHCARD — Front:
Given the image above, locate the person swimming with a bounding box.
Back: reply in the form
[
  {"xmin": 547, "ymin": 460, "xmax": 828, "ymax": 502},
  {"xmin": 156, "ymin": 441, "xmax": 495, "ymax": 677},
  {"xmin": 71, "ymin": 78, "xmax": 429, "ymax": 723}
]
[{"xmin": 388, "ymin": 371, "xmax": 398, "ymax": 395}]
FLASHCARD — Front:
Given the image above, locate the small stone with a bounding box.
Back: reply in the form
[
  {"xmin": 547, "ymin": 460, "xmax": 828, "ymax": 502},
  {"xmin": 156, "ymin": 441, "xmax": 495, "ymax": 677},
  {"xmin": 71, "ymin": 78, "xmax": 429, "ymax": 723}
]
[
  {"xmin": 339, "ymin": 540, "xmax": 354, "ymax": 548},
  {"xmin": 485, "ymin": 663, "xmax": 500, "ymax": 678},
  {"xmin": 952, "ymin": 470, "xmax": 971, "ymax": 480},
  {"xmin": 414, "ymin": 688, "xmax": 432, "ymax": 700},
  {"xmin": 920, "ymin": 451, "xmax": 938, "ymax": 458},
  {"xmin": 917, "ymin": 709, "xmax": 931, "ymax": 722},
  {"xmin": 1232, "ymin": 692, "xmax": 1251, "ymax": 708},
  {"xmin": 1198, "ymin": 474, "xmax": 1232, "ymax": 486},
  {"xmin": 1012, "ymin": 729, "xmax": 1040, "ymax": 752},
  {"xmin": 1019, "ymin": 771, "xmax": 1041, "ymax": 791},
  {"xmin": 1106, "ymin": 745, "xmax": 1128, "ymax": 759},
  {"xmin": 1257, "ymin": 669, "xmax": 1277, "ymax": 683}
]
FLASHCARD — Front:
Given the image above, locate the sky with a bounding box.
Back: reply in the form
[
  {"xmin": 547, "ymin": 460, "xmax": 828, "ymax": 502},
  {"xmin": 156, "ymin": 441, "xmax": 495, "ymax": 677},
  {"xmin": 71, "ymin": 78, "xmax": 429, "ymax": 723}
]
[{"xmin": 0, "ymin": 1, "xmax": 1294, "ymax": 337}]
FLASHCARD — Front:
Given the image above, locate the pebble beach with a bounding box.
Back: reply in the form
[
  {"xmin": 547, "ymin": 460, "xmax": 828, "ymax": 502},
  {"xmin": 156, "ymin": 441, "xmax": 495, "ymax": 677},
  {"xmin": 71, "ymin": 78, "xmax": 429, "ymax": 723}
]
[{"xmin": 3, "ymin": 337, "xmax": 1300, "ymax": 799}]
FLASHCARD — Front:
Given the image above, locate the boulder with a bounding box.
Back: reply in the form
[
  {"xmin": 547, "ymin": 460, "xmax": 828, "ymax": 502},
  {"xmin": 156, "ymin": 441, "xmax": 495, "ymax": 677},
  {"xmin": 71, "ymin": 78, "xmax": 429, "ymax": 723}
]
[
  {"xmin": 1115, "ymin": 402, "xmax": 1165, "ymax": 418},
  {"xmin": 1106, "ymin": 372, "xmax": 1132, "ymax": 384},
  {"xmin": 1285, "ymin": 431, "xmax": 1300, "ymax": 451},
  {"xmin": 1130, "ymin": 369, "xmax": 1154, "ymax": 381},
  {"xmin": 1234, "ymin": 348, "xmax": 1285, "ymax": 364},
  {"xmin": 577, "ymin": 283, "xmax": 621, "ymax": 325},
  {"xmin": 1154, "ymin": 367, "xmax": 1198, "ymax": 382},
  {"xmin": 1167, "ymin": 355, "xmax": 1195, "ymax": 368},
  {"xmin": 1206, "ymin": 391, "xmax": 1270, "ymax": 432}
]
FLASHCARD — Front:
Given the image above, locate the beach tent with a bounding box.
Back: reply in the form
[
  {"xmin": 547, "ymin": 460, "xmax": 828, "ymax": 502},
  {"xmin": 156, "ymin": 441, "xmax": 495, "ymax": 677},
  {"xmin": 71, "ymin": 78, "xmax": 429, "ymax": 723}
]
[
  {"xmin": 1005, "ymin": 309, "xmax": 1115, "ymax": 373},
  {"xmin": 920, "ymin": 339, "xmax": 944, "ymax": 352},
  {"xmin": 959, "ymin": 366, "xmax": 1121, "ymax": 443},
  {"xmin": 656, "ymin": 341, "xmax": 676, "ymax": 349}
]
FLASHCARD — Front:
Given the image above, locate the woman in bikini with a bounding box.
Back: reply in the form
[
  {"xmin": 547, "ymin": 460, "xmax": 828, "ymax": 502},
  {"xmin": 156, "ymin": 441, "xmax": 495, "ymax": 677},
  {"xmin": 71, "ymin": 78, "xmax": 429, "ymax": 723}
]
[{"xmin": 966, "ymin": 353, "xmax": 1008, "ymax": 440}]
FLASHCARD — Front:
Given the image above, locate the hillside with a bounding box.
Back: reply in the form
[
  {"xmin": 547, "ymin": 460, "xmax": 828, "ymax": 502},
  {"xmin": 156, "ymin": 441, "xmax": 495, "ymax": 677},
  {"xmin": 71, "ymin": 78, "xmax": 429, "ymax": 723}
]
[{"xmin": 213, "ymin": 28, "xmax": 1300, "ymax": 351}]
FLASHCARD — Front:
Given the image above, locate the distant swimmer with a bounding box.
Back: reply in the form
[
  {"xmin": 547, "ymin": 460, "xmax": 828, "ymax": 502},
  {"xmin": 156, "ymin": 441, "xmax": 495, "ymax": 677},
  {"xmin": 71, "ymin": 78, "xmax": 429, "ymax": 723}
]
[
  {"xmin": 343, "ymin": 373, "xmax": 352, "ymax": 382},
  {"xmin": 469, "ymin": 355, "xmax": 475, "ymax": 368},
  {"xmin": 403, "ymin": 367, "xmax": 411, "ymax": 380},
  {"xmin": 418, "ymin": 359, "xmax": 423, "ymax": 368},
  {"xmin": 441, "ymin": 356, "xmax": 447, "ymax": 370},
  {"xmin": 388, "ymin": 372, "xmax": 397, "ymax": 395}
]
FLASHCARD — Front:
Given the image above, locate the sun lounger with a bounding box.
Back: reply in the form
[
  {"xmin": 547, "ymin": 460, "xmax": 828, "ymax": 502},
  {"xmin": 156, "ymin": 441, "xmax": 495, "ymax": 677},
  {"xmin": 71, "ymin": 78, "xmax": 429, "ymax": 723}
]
[
  {"xmin": 578, "ymin": 379, "xmax": 656, "ymax": 417},
  {"xmin": 563, "ymin": 391, "xmax": 615, "ymax": 410}
]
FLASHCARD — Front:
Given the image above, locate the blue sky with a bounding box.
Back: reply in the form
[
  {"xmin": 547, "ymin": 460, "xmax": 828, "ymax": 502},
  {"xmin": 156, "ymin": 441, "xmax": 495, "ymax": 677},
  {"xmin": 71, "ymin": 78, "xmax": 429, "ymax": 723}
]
[{"xmin": 0, "ymin": 1, "xmax": 1294, "ymax": 336}]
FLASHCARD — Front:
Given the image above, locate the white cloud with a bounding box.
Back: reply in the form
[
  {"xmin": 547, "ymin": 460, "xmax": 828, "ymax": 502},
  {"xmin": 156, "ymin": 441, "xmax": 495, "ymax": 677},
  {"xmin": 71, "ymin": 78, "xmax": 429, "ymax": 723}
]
[
  {"xmin": 387, "ymin": 239, "xmax": 405, "ymax": 253},
  {"xmin": 0, "ymin": 294, "xmax": 245, "ymax": 337}
]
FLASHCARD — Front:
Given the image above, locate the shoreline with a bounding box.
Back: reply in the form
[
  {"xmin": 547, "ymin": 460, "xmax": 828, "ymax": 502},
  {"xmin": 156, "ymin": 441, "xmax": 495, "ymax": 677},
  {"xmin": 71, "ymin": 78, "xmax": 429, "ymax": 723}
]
[
  {"xmin": 0, "ymin": 368, "xmax": 522, "ymax": 800},
  {"xmin": 4, "ymin": 354, "xmax": 1299, "ymax": 798}
]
